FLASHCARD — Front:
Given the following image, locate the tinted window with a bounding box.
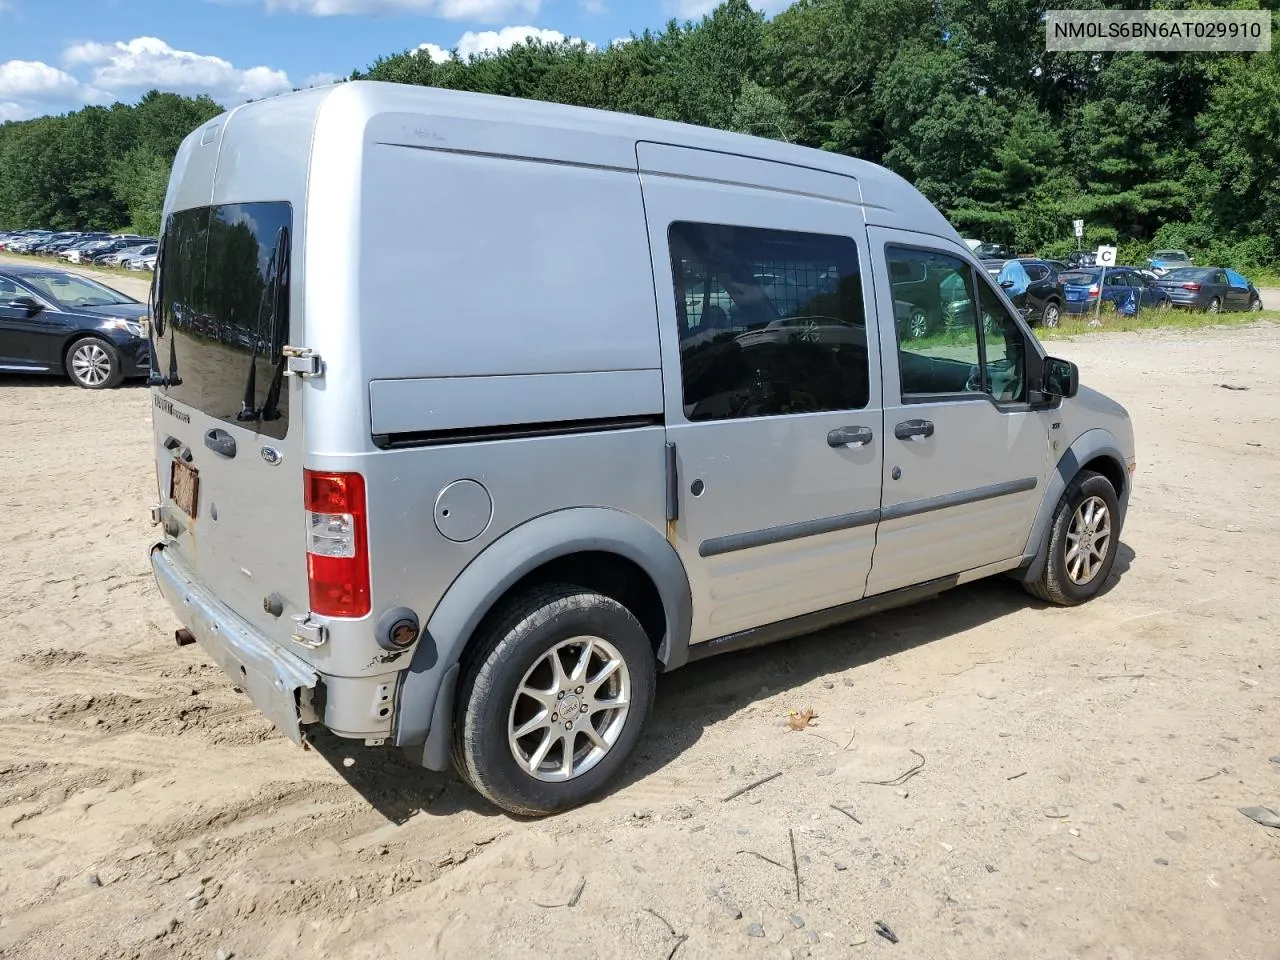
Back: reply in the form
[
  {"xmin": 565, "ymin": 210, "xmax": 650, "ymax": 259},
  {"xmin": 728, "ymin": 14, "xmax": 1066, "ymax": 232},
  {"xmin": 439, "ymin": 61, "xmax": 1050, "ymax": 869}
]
[
  {"xmin": 890, "ymin": 245, "xmax": 1026, "ymax": 404},
  {"xmin": 668, "ymin": 222, "xmax": 869, "ymax": 421},
  {"xmin": 152, "ymin": 202, "xmax": 293, "ymax": 439},
  {"xmin": 1024, "ymin": 263, "xmax": 1049, "ymax": 282},
  {"xmin": 1163, "ymin": 268, "xmax": 1209, "ymax": 282}
]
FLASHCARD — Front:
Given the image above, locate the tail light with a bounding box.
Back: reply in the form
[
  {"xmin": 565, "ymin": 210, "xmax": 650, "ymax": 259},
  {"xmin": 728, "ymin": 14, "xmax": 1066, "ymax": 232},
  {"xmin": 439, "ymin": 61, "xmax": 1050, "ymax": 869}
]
[
  {"xmin": 304, "ymin": 469, "xmax": 370, "ymax": 618},
  {"xmin": 1088, "ymin": 285, "xmax": 1100, "ymax": 297},
  {"xmin": 1181, "ymin": 282, "xmax": 1201, "ymax": 291}
]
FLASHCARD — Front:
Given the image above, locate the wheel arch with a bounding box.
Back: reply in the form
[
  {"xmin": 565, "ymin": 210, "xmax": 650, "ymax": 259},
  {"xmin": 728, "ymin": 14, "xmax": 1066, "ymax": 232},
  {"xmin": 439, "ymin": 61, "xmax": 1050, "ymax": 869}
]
[
  {"xmin": 394, "ymin": 506, "xmax": 692, "ymax": 770},
  {"xmin": 1016, "ymin": 429, "xmax": 1130, "ymax": 584}
]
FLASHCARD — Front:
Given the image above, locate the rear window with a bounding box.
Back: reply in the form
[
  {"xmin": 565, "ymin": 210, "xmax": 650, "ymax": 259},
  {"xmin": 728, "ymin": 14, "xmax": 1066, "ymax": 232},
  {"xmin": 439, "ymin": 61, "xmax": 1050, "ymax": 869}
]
[
  {"xmin": 151, "ymin": 202, "xmax": 293, "ymax": 440},
  {"xmin": 1161, "ymin": 268, "xmax": 1209, "ymax": 282},
  {"xmin": 1061, "ymin": 271, "xmax": 1098, "ymax": 285}
]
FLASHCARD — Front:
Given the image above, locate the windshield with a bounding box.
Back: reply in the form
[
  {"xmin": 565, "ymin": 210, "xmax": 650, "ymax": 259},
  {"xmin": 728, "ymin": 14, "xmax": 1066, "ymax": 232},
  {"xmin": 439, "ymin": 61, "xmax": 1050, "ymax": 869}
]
[
  {"xmin": 1154, "ymin": 250, "xmax": 1189, "ymax": 260},
  {"xmin": 1162, "ymin": 267, "xmax": 1210, "ymax": 282},
  {"xmin": 23, "ymin": 273, "xmax": 138, "ymax": 307},
  {"xmin": 152, "ymin": 201, "xmax": 294, "ymax": 440}
]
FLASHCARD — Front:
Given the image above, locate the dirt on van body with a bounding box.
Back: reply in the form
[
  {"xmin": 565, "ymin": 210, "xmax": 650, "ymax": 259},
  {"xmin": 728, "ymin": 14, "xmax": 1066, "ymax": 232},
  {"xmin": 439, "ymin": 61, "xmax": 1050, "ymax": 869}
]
[{"xmin": 2, "ymin": 323, "xmax": 1279, "ymax": 960}]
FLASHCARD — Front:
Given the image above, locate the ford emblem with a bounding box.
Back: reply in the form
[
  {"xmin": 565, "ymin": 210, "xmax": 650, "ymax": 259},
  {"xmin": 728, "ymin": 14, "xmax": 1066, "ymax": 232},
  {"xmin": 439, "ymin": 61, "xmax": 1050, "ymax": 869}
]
[{"xmin": 260, "ymin": 446, "xmax": 282, "ymax": 465}]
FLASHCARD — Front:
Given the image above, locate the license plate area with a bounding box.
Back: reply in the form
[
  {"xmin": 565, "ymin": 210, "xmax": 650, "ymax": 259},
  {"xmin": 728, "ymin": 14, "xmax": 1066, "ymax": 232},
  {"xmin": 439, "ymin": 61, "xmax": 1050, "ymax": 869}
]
[{"xmin": 171, "ymin": 459, "xmax": 199, "ymax": 519}]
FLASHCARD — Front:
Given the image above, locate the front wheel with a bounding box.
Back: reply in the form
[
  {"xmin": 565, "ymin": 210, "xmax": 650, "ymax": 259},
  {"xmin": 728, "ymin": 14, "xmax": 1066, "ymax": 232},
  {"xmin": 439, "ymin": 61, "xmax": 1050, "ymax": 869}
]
[
  {"xmin": 66, "ymin": 337, "xmax": 123, "ymax": 389},
  {"xmin": 1025, "ymin": 470, "xmax": 1121, "ymax": 606},
  {"xmin": 1206, "ymin": 297, "xmax": 1221, "ymax": 314},
  {"xmin": 1250, "ymin": 296, "xmax": 1263, "ymax": 312},
  {"xmin": 452, "ymin": 585, "xmax": 656, "ymax": 816}
]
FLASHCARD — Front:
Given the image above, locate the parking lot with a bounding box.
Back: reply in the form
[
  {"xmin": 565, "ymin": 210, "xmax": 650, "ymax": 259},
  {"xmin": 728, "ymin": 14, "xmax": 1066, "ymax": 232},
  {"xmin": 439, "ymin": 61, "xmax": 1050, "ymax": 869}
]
[{"xmin": 0, "ymin": 313, "xmax": 1277, "ymax": 959}]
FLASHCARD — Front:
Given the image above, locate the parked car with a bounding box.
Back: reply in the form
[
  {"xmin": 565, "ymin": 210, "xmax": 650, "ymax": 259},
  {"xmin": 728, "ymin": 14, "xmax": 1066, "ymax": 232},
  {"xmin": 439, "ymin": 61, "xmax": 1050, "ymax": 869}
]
[
  {"xmin": 972, "ymin": 242, "xmax": 1015, "ymax": 260},
  {"xmin": 1146, "ymin": 249, "xmax": 1194, "ymax": 275},
  {"xmin": 981, "ymin": 258, "xmax": 1065, "ymax": 327},
  {"xmin": 147, "ymin": 82, "xmax": 1136, "ymax": 818},
  {"xmin": 99, "ymin": 242, "xmax": 157, "ymax": 266},
  {"xmin": 0, "ymin": 265, "xmax": 151, "ymax": 388},
  {"xmin": 128, "ymin": 253, "xmax": 157, "ymax": 271},
  {"xmin": 1059, "ymin": 266, "xmax": 1174, "ymax": 314},
  {"xmin": 1066, "ymin": 250, "xmax": 1096, "ymax": 268},
  {"xmin": 1152, "ymin": 266, "xmax": 1263, "ymax": 312}
]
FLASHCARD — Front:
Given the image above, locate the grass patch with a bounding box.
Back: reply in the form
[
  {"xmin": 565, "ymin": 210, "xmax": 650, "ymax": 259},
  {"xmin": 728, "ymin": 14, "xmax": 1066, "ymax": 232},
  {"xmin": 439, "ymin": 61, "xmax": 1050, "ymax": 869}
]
[{"xmin": 1037, "ymin": 307, "xmax": 1280, "ymax": 338}]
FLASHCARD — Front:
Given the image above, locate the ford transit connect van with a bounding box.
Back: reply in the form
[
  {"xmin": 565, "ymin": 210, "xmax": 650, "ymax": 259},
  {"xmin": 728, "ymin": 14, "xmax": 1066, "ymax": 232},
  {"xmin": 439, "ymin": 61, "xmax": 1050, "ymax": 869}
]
[{"xmin": 147, "ymin": 81, "xmax": 1136, "ymax": 816}]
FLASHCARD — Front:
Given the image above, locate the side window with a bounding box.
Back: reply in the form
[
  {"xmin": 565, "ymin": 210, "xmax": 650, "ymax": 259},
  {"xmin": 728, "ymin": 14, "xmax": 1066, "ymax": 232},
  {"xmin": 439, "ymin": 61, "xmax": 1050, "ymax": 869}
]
[
  {"xmin": 975, "ymin": 276, "xmax": 1028, "ymax": 404},
  {"xmin": 888, "ymin": 245, "xmax": 1027, "ymax": 405},
  {"xmin": 888, "ymin": 246, "xmax": 981, "ymax": 396},
  {"xmin": 1105, "ymin": 271, "xmax": 1127, "ymax": 287},
  {"xmin": 1025, "ymin": 264, "xmax": 1048, "ymax": 282},
  {"xmin": 668, "ymin": 222, "xmax": 869, "ymax": 422},
  {"xmin": 0, "ymin": 279, "xmax": 23, "ymax": 306}
]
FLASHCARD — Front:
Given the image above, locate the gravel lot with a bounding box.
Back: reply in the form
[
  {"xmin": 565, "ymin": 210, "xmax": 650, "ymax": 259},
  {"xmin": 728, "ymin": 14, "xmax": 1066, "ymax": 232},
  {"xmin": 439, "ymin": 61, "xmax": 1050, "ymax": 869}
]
[{"xmin": 1, "ymin": 295, "xmax": 1278, "ymax": 959}]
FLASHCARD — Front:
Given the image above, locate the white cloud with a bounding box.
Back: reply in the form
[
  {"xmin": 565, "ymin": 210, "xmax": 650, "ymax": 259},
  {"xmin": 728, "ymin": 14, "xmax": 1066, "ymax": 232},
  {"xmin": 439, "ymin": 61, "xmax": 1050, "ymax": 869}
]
[
  {"xmin": 303, "ymin": 71, "xmax": 344, "ymax": 87},
  {"xmin": 1, "ymin": 101, "xmax": 31, "ymax": 123},
  {"xmin": 417, "ymin": 25, "xmax": 594, "ymax": 61},
  {"xmin": 0, "ymin": 60, "xmax": 81, "ymax": 101},
  {"xmin": 416, "ymin": 43, "xmax": 453, "ymax": 63},
  {"xmin": 609, "ymin": 36, "xmax": 633, "ymax": 47},
  {"xmin": 62, "ymin": 37, "xmax": 292, "ymax": 102},
  {"xmin": 455, "ymin": 25, "xmax": 594, "ymax": 58},
  {"xmin": 264, "ymin": 0, "xmax": 539, "ymax": 21}
]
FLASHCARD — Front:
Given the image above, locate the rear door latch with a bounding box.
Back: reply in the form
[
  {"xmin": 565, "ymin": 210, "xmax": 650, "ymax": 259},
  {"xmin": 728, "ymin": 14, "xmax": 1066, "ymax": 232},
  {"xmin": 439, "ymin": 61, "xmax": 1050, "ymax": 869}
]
[
  {"xmin": 282, "ymin": 345, "xmax": 323, "ymax": 379},
  {"xmin": 291, "ymin": 614, "xmax": 328, "ymax": 649}
]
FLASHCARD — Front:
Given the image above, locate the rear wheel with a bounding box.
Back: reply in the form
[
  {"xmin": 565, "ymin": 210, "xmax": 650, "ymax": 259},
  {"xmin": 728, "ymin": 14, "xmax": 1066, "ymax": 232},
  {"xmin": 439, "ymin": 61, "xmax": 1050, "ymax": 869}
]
[
  {"xmin": 907, "ymin": 308, "xmax": 929, "ymax": 339},
  {"xmin": 1025, "ymin": 470, "xmax": 1120, "ymax": 606},
  {"xmin": 452, "ymin": 585, "xmax": 656, "ymax": 817},
  {"xmin": 1042, "ymin": 302, "xmax": 1060, "ymax": 328},
  {"xmin": 1207, "ymin": 297, "xmax": 1221, "ymax": 314},
  {"xmin": 66, "ymin": 337, "xmax": 123, "ymax": 389},
  {"xmin": 1251, "ymin": 296, "xmax": 1263, "ymax": 312}
]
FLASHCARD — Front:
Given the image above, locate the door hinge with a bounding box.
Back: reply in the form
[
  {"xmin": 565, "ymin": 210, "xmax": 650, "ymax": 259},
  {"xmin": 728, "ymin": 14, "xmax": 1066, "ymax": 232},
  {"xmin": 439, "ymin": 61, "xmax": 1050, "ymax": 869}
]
[
  {"xmin": 282, "ymin": 345, "xmax": 323, "ymax": 379},
  {"xmin": 291, "ymin": 614, "xmax": 328, "ymax": 649}
]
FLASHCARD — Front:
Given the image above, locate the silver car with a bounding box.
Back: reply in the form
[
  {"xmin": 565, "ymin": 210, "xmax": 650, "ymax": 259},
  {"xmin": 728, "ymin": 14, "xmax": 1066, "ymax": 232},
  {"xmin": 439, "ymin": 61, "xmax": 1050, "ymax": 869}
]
[{"xmin": 147, "ymin": 82, "xmax": 1136, "ymax": 816}]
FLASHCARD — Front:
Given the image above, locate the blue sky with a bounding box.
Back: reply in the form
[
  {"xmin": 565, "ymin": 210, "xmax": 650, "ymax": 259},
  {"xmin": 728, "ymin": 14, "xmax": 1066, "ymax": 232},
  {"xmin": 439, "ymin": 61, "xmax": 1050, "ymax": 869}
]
[{"xmin": 0, "ymin": 0, "xmax": 787, "ymax": 123}]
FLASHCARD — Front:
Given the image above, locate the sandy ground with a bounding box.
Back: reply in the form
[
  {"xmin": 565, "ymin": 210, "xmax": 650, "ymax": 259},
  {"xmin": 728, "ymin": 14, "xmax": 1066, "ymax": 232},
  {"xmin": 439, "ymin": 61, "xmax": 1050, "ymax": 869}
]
[{"xmin": 2, "ymin": 315, "xmax": 1279, "ymax": 960}]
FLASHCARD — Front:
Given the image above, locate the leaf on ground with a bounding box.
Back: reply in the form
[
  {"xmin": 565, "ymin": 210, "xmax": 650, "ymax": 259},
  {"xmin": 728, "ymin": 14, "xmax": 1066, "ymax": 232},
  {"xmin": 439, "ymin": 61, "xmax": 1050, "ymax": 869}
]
[{"xmin": 787, "ymin": 708, "xmax": 818, "ymax": 730}]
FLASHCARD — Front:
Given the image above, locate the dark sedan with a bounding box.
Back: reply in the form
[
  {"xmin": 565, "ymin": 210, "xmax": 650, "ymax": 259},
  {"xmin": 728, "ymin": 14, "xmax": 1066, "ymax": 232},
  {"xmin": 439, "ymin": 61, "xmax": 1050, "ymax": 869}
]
[
  {"xmin": 1152, "ymin": 267, "xmax": 1264, "ymax": 313},
  {"xmin": 981, "ymin": 257, "xmax": 1065, "ymax": 327},
  {"xmin": 0, "ymin": 266, "xmax": 151, "ymax": 388}
]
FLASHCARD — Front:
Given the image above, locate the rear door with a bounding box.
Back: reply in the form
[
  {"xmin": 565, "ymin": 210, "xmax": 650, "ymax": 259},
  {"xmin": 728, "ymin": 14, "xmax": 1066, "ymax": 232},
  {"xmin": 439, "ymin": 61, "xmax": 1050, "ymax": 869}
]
[
  {"xmin": 149, "ymin": 201, "xmax": 309, "ymax": 646},
  {"xmin": 638, "ymin": 143, "xmax": 884, "ymax": 645}
]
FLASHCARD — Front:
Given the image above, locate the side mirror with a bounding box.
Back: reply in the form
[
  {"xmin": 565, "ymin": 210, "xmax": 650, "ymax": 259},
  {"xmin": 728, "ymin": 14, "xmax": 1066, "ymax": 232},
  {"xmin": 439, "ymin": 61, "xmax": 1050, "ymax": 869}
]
[
  {"xmin": 1000, "ymin": 280, "xmax": 1015, "ymax": 289},
  {"xmin": 11, "ymin": 296, "xmax": 43, "ymax": 317},
  {"xmin": 1043, "ymin": 356, "xmax": 1079, "ymax": 399}
]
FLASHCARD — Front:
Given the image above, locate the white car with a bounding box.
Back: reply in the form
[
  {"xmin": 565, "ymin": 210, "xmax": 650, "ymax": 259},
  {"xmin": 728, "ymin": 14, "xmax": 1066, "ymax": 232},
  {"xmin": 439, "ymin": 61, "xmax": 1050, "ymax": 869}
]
[{"xmin": 128, "ymin": 253, "xmax": 157, "ymax": 271}]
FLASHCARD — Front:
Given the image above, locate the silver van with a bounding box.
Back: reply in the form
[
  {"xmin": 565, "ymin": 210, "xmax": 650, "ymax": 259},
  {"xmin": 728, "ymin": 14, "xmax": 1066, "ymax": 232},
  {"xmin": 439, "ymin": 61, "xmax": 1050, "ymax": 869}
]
[{"xmin": 147, "ymin": 81, "xmax": 1135, "ymax": 816}]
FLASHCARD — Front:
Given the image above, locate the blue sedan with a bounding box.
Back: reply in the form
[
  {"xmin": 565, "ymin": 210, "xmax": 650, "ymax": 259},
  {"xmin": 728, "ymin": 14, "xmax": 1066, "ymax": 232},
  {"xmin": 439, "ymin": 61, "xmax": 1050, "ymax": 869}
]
[{"xmin": 1059, "ymin": 266, "xmax": 1174, "ymax": 314}]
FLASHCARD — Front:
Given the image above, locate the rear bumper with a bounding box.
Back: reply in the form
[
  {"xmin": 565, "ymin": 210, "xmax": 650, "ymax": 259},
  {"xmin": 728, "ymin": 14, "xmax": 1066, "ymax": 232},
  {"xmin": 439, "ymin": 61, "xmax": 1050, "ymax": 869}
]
[{"xmin": 150, "ymin": 542, "xmax": 318, "ymax": 745}]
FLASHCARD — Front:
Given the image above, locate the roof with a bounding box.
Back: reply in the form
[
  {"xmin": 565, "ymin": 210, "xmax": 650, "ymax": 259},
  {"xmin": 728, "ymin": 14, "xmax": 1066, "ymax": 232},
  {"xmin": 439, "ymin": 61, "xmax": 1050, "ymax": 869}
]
[
  {"xmin": 0, "ymin": 264, "xmax": 83, "ymax": 277},
  {"xmin": 219, "ymin": 80, "xmax": 961, "ymax": 243}
]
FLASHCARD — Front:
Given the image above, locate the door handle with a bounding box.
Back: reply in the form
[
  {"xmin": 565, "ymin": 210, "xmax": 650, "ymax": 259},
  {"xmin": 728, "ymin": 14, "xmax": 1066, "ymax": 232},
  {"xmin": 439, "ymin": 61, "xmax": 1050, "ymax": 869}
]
[
  {"xmin": 894, "ymin": 418, "xmax": 935, "ymax": 441},
  {"xmin": 827, "ymin": 425, "xmax": 873, "ymax": 448},
  {"xmin": 204, "ymin": 428, "xmax": 237, "ymax": 458}
]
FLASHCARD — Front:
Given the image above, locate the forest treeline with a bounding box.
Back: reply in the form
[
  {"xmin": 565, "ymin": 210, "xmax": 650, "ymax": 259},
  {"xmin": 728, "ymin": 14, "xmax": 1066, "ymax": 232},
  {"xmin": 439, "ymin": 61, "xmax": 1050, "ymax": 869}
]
[{"xmin": 3, "ymin": 0, "xmax": 1278, "ymax": 267}]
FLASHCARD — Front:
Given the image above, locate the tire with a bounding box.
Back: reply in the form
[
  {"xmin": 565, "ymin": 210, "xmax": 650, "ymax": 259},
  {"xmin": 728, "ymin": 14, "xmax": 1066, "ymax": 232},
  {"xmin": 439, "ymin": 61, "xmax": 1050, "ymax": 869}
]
[
  {"xmin": 1157, "ymin": 298, "xmax": 1171, "ymax": 311},
  {"xmin": 1206, "ymin": 297, "xmax": 1221, "ymax": 314},
  {"xmin": 907, "ymin": 308, "xmax": 929, "ymax": 340},
  {"xmin": 452, "ymin": 585, "xmax": 656, "ymax": 817},
  {"xmin": 1024, "ymin": 469, "xmax": 1121, "ymax": 606},
  {"xmin": 1250, "ymin": 296, "xmax": 1263, "ymax": 312},
  {"xmin": 1042, "ymin": 302, "xmax": 1060, "ymax": 328},
  {"xmin": 65, "ymin": 337, "xmax": 123, "ymax": 389}
]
